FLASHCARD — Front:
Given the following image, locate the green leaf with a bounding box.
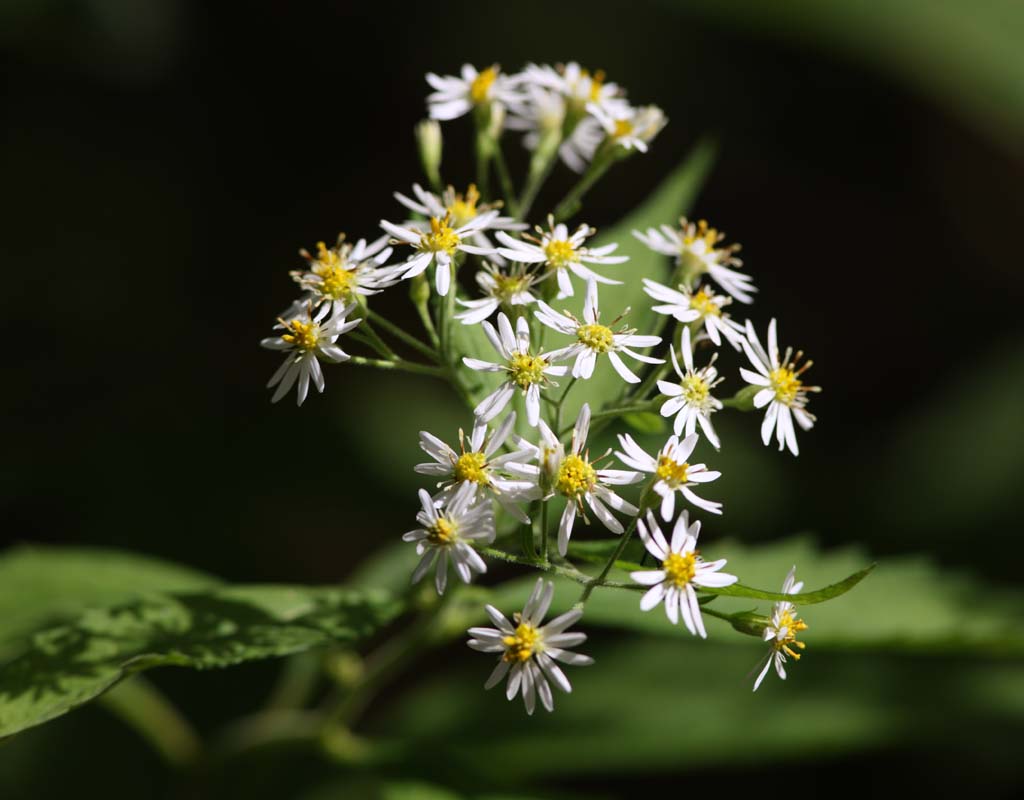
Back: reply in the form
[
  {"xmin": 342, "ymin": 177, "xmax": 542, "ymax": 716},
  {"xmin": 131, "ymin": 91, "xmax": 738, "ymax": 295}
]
[
  {"xmin": 620, "ymin": 411, "xmax": 667, "ymax": 434},
  {"xmin": 0, "ymin": 545, "xmax": 219, "ymax": 656},
  {"xmin": 0, "ymin": 585, "xmax": 401, "ymax": 738}
]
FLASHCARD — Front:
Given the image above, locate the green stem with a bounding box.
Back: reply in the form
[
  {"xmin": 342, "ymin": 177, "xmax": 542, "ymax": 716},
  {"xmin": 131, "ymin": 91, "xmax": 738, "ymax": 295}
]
[
  {"xmin": 348, "ymin": 330, "xmax": 391, "ymax": 359},
  {"xmin": 358, "ymin": 319, "xmax": 397, "ymax": 359},
  {"xmin": 493, "ymin": 143, "xmax": 519, "ymax": 216},
  {"xmin": 414, "ymin": 298, "xmax": 440, "ymax": 349},
  {"xmin": 578, "ymin": 517, "xmax": 639, "ymax": 604},
  {"xmin": 540, "ymin": 500, "xmax": 550, "ymax": 562},
  {"xmin": 264, "ymin": 651, "xmax": 323, "ymax": 711},
  {"xmin": 100, "ymin": 676, "xmax": 201, "ymax": 769},
  {"xmin": 349, "ymin": 356, "xmax": 444, "ymax": 377},
  {"xmin": 518, "ymin": 133, "xmax": 561, "ymax": 221},
  {"xmin": 560, "ymin": 401, "xmax": 656, "ymax": 438},
  {"xmin": 553, "ymin": 375, "xmax": 578, "ymax": 434},
  {"xmin": 367, "ymin": 309, "xmax": 439, "ymax": 362},
  {"xmin": 552, "ymin": 152, "xmax": 616, "ymax": 222}
]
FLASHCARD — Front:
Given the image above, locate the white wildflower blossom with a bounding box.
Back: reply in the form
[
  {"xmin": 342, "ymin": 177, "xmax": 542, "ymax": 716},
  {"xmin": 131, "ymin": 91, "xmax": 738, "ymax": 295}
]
[
  {"xmin": 380, "ymin": 210, "xmax": 499, "ymax": 297},
  {"xmin": 467, "ymin": 578, "xmax": 593, "ymax": 715},
  {"xmin": 425, "ymin": 64, "xmax": 525, "ymax": 121},
  {"xmin": 403, "ymin": 483, "xmax": 494, "ymax": 594},
  {"xmin": 535, "ymin": 279, "xmax": 662, "ymax": 384},
  {"xmin": 631, "ymin": 510, "xmax": 738, "ymax": 636},
  {"xmin": 530, "ymin": 403, "xmax": 642, "ymax": 555},
  {"xmin": 289, "ymin": 235, "xmax": 399, "ymax": 314},
  {"xmin": 261, "ymin": 302, "xmax": 359, "ymax": 406},
  {"xmin": 642, "ymin": 278, "xmax": 746, "ymax": 349},
  {"xmin": 522, "ymin": 62, "xmax": 629, "ymax": 118},
  {"xmin": 455, "ymin": 262, "xmax": 541, "ymax": 325},
  {"xmin": 588, "ymin": 102, "xmax": 666, "ymax": 155},
  {"xmin": 615, "ymin": 432, "xmax": 722, "ymax": 520},
  {"xmin": 497, "ymin": 216, "xmax": 627, "ymax": 299},
  {"xmin": 415, "ymin": 411, "xmax": 540, "ymax": 523},
  {"xmin": 753, "ymin": 566, "xmax": 808, "ymax": 691},
  {"xmin": 462, "ymin": 312, "xmax": 569, "ymax": 427},
  {"xmin": 633, "ymin": 217, "xmax": 756, "ymax": 303},
  {"xmin": 740, "ymin": 318, "xmax": 820, "ymax": 457},
  {"xmin": 657, "ymin": 325, "xmax": 724, "ymax": 448}
]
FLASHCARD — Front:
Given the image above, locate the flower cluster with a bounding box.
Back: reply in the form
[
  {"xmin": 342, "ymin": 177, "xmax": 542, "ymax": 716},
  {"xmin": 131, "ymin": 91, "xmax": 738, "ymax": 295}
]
[{"xmin": 260, "ymin": 61, "xmax": 830, "ymax": 712}]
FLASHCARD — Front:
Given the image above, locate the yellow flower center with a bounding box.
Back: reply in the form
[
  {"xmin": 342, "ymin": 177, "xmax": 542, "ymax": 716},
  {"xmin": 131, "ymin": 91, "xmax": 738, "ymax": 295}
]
[
  {"xmin": 555, "ymin": 454, "xmax": 596, "ymax": 498},
  {"xmin": 453, "ymin": 451, "xmax": 489, "ymax": 484},
  {"xmin": 508, "ymin": 353, "xmax": 548, "ymax": 389},
  {"xmin": 470, "ymin": 67, "xmax": 498, "ymax": 104},
  {"xmin": 680, "ymin": 374, "xmax": 710, "ymax": 406},
  {"xmin": 612, "ymin": 119, "xmax": 633, "ymax": 139},
  {"xmin": 773, "ymin": 608, "xmax": 809, "ymax": 660},
  {"xmin": 662, "ymin": 551, "xmax": 697, "ymax": 587},
  {"xmin": 313, "ymin": 241, "xmax": 343, "ymax": 270},
  {"xmin": 690, "ymin": 289, "xmax": 721, "ymax": 317},
  {"xmin": 770, "ymin": 367, "xmax": 802, "ymax": 405},
  {"xmin": 655, "ymin": 455, "xmax": 689, "ymax": 488},
  {"xmin": 491, "ymin": 272, "xmax": 531, "ymax": 302},
  {"xmin": 427, "ymin": 517, "xmax": 457, "ymax": 545},
  {"xmin": 447, "ymin": 184, "xmax": 480, "ymax": 227},
  {"xmin": 587, "ymin": 68, "xmax": 606, "ymax": 101},
  {"xmin": 281, "ymin": 319, "xmax": 319, "ymax": 351},
  {"xmin": 502, "ymin": 621, "xmax": 541, "ymax": 663},
  {"xmin": 543, "ymin": 239, "xmax": 577, "ymax": 268},
  {"xmin": 317, "ymin": 265, "xmax": 357, "ymax": 300},
  {"xmin": 682, "ymin": 220, "xmax": 719, "ymax": 251},
  {"xmin": 577, "ymin": 323, "xmax": 614, "ymax": 353},
  {"xmin": 421, "ymin": 214, "xmax": 460, "ymax": 255}
]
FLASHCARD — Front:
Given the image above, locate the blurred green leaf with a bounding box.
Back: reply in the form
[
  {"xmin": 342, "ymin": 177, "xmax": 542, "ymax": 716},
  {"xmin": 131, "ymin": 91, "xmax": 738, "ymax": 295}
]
[
  {"xmin": 0, "ymin": 585, "xmax": 401, "ymax": 738},
  {"xmin": 620, "ymin": 411, "xmax": 667, "ymax": 434},
  {"xmin": 0, "ymin": 545, "xmax": 219, "ymax": 656}
]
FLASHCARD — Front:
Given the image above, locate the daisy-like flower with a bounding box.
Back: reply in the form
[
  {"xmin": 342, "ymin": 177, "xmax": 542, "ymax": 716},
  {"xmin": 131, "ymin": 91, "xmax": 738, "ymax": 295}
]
[
  {"xmin": 497, "ymin": 216, "xmax": 627, "ymax": 299},
  {"xmin": 261, "ymin": 302, "xmax": 360, "ymax": 406},
  {"xmin": 380, "ymin": 210, "xmax": 498, "ymax": 297},
  {"xmin": 615, "ymin": 432, "xmax": 722, "ymax": 520},
  {"xmin": 462, "ymin": 312, "xmax": 569, "ymax": 427},
  {"xmin": 657, "ymin": 326, "xmax": 724, "ymax": 448},
  {"xmin": 394, "ymin": 183, "xmax": 526, "ymax": 264},
  {"xmin": 631, "ymin": 510, "xmax": 738, "ymax": 636},
  {"xmin": 588, "ymin": 102, "xmax": 667, "ymax": 156},
  {"xmin": 290, "ymin": 234, "xmax": 399, "ymax": 313},
  {"xmin": 753, "ymin": 566, "xmax": 808, "ymax": 691},
  {"xmin": 642, "ymin": 278, "xmax": 746, "ymax": 349},
  {"xmin": 415, "ymin": 411, "xmax": 540, "ymax": 523},
  {"xmin": 535, "ymin": 279, "xmax": 662, "ymax": 383},
  {"xmin": 425, "ymin": 64, "xmax": 525, "ymax": 121},
  {"xmin": 533, "ymin": 403, "xmax": 642, "ymax": 555},
  {"xmin": 467, "ymin": 578, "xmax": 593, "ymax": 715},
  {"xmin": 740, "ymin": 319, "xmax": 820, "ymax": 457},
  {"xmin": 522, "ymin": 62, "xmax": 629, "ymax": 118},
  {"xmin": 633, "ymin": 217, "xmax": 756, "ymax": 303},
  {"xmin": 455, "ymin": 262, "xmax": 541, "ymax": 325},
  {"xmin": 403, "ymin": 483, "xmax": 494, "ymax": 595}
]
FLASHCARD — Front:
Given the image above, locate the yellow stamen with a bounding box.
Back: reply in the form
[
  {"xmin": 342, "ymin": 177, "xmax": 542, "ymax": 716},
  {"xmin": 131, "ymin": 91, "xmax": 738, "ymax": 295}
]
[
  {"xmin": 587, "ymin": 69, "xmax": 606, "ymax": 102},
  {"xmin": 543, "ymin": 239, "xmax": 577, "ymax": 268},
  {"xmin": 491, "ymin": 271, "xmax": 531, "ymax": 302},
  {"xmin": 427, "ymin": 517, "xmax": 457, "ymax": 545},
  {"xmin": 502, "ymin": 621, "xmax": 541, "ymax": 663},
  {"xmin": 655, "ymin": 455, "xmax": 689, "ymax": 488},
  {"xmin": 577, "ymin": 323, "xmax": 614, "ymax": 353},
  {"xmin": 612, "ymin": 119, "xmax": 633, "ymax": 139},
  {"xmin": 690, "ymin": 288, "xmax": 721, "ymax": 317},
  {"xmin": 454, "ymin": 451, "xmax": 489, "ymax": 485},
  {"xmin": 555, "ymin": 454, "xmax": 596, "ymax": 498},
  {"xmin": 280, "ymin": 319, "xmax": 319, "ymax": 351},
  {"xmin": 662, "ymin": 551, "xmax": 697, "ymax": 587},
  {"xmin": 447, "ymin": 184, "xmax": 480, "ymax": 227},
  {"xmin": 317, "ymin": 265, "xmax": 357, "ymax": 300},
  {"xmin": 773, "ymin": 608, "xmax": 809, "ymax": 659},
  {"xmin": 770, "ymin": 367, "xmax": 802, "ymax": 405},
  {"xmin": 420, "ymin": 213, "xmax": 460, "ymax": 255},
  {"xmin": 680, "ymin": 374, "xmax": 710, "ymax": 406},
  {"xmin": 470, "ymin": 67, "xmax": 498, "ymax": 104},
  {"xmin": 508, "ymin": 353, "xmax": 548, "ymax": 389},
  {"xmin": 682, "ymin": 219, "xmax": 720, "ymax": 250}
]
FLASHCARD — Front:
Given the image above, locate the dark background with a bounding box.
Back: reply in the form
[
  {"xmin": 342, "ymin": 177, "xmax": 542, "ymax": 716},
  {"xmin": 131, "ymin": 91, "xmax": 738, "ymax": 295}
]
[{"xmin": 2, "ymin": 1, "xmax": 1023, "ymax": 797}]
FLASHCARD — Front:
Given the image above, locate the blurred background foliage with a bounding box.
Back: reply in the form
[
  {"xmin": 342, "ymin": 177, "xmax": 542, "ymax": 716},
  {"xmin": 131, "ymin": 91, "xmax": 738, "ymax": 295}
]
[{"xmin": 2, "ymin": 0, "xmax": 1023, "ymax": 797}]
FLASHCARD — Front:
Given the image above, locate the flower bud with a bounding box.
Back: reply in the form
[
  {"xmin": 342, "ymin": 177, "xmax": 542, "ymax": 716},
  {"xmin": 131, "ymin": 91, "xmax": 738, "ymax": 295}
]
[
  {"xmin": 415, "ymin": 119, "xmax": 443, "ymax": 188},
  {"xmin": 409, "ymin": 271, "xmax": 431, "ymax": 308}
]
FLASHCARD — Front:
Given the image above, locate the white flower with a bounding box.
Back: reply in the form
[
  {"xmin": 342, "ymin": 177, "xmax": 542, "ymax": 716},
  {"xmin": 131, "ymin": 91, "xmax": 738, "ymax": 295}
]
[
  {"xmin": 535, "ymin": 279, "xmax": 662, "ymax": 384},
  {"xmin": 497, "ymin": 216, "xmax": 627, "ymax": 299},
  {"xmin": 633, "ymin": 217, "xmax": 756, "ymax": 303},
  {"xmin": 380, "ymin": 210, "xmax": 499, "ymax": 296},
  {"xmin": 642, "ymin": 278, "xmax": 746, "ymax": 349},
  {"xmin": 462, "ymin": 312, "xmax": 569, "ymax": 427},
  {"xmin": 425, "ymin": 64, "xmax": 525, "ymax": 121},
  {"xmin": 403, "ymin": 483, "xmax": 494, "ymax": 594},
  {"xmin": 631, "ymin": 510, "xmax": 737, "ymax": 636},
  {"xmin": 753, "ymin": 566, "xmax": 808, "ymax": 691},
  {"xmin": 415, "ymin": 411, "xmax": 540, "ymax": 523},
  {"xmin": 534, "ymin": 403, "xmax": 642, "ymax": 555},
  {"xmin": 740, "ymin": 319, "xmax": 820, "ymax": 457},
  {"xmin": 588, "ymin": 102, "xmax": 666, "ymax": 155},
  {"xmin": 455, "ymin": 262, "xmax": 541, "ymax": 325},
  {"xmin": 394, "ymin": 183, "xmax": 526, "ymax": 265},
  {"xmin": 289, "ymin": 235, "xmax": 399, "ymax": 314},
  {"xmin": 261, "ymin": 302, "xmax": 359, "ymax": 406},
  {"xmin": 521, "ymin": 62, "xmax": 629, "ymax": 118},
  {"xmin": 467, "ymin": 578, "xmax": 593, "ymax": 715},
  {"xmin": 615, "ymin": 432, "xmax": 722, "ymax": 520},
  {"xmin": 657, "ymin": 325, "xmax": 724, "ymax": 448}
]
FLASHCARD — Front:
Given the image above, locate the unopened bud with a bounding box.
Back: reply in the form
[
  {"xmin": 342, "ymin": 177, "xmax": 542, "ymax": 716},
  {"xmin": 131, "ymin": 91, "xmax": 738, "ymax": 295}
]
[
  {"xmin": 415, "ymin": 119, "xmax": 443, "ymax": 189},
  {"xmin": 409, "ymin": 271, "xmax": 431, "ymax": 307}
]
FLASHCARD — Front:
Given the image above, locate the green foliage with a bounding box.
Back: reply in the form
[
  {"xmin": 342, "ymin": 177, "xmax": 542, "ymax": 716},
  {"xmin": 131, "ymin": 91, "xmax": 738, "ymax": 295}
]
[
  {"xmin": 0, "ymin": 574, "xmax": 401, "ymax": 738},
  {"xmin": 620, "ymin": 410, "xmax": 667, "ymax": 434}
]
